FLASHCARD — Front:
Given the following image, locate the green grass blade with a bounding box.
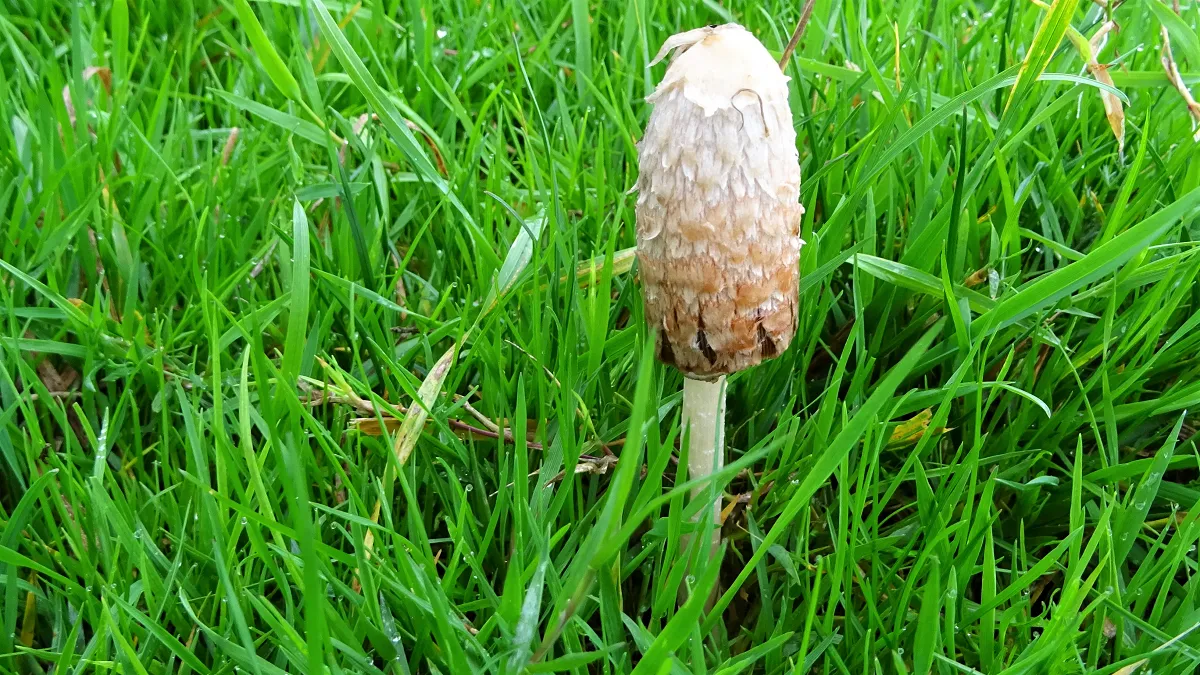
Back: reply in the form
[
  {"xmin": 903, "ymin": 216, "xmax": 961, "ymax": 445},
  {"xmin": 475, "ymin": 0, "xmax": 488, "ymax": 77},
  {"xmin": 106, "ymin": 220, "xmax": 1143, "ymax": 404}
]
[
  {"xmin": 975, "ymin": 184, "xmax": 1200, "ymax": 335},
  {"xmin": 280, "ymin": 198, "xmax": 311, "ymax": 389},
  {"xmin": 233, "ymin": 0, "xmax": 303, "ymax": 102},
  {"xmin": 1005, "ymin": 0, "xmax": 1082, "ymax": 110},
  {"xmin": 704, "ymin": 321, "xmax": 943, "ymax": 630}
]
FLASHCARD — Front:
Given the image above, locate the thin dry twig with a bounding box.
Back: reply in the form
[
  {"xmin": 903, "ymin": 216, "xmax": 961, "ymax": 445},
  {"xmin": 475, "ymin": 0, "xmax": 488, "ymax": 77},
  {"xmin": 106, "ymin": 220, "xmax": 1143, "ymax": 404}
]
[
  {"xmin": 249, "ymin": 239, "xmax": 278, "ymax": 279},
  {"xmin": 456, "ymin": 393, "xmax": 502, "ymax": 433},
  {"xmin": 779, "ymin": 0, "xmax": 818, "ymax": 70}
]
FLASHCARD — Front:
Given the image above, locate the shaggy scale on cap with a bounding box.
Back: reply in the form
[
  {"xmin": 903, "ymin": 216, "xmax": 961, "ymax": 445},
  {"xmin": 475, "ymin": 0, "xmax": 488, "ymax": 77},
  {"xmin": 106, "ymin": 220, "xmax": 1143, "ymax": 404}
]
[{"xmin": 635, "ymin": 23, "xmax": 804, "ymax": 379}]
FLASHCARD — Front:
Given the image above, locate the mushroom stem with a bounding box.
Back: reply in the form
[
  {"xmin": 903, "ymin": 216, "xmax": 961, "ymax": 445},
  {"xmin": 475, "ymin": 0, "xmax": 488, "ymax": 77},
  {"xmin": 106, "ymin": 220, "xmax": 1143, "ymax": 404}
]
[{"xmin": 683, "ymin": 375, "xmax": 726, "ymax": 556}]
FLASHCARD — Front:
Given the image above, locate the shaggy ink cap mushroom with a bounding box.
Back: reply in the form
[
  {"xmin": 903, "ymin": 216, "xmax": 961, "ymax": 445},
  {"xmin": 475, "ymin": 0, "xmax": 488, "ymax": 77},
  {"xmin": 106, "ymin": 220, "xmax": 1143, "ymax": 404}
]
[{"xmin": 633, "ymin": 24, "xmax": 804, "ymax": 559}]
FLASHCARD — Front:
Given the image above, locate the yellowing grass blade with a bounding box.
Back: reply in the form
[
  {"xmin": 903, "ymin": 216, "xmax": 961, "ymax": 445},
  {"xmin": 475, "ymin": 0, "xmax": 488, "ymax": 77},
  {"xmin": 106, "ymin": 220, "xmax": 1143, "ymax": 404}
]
[{"xmin": 1006, "ymin": 0, "xmax": 1081, "ymax": 111}]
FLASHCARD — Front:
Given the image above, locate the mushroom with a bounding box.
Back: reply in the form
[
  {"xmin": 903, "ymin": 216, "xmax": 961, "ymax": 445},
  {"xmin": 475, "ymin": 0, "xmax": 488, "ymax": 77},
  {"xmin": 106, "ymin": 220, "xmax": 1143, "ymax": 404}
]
[{"xmin": 634, "ymin": 24, "xmax": 804, "ymax": 556}]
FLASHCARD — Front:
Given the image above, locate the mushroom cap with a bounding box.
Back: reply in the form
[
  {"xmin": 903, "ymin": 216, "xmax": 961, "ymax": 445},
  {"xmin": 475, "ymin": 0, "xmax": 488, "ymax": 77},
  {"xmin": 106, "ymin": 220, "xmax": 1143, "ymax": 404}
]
[{"xmin": 635, "ymin": 24, "xmax": 804, "ymax": 379}]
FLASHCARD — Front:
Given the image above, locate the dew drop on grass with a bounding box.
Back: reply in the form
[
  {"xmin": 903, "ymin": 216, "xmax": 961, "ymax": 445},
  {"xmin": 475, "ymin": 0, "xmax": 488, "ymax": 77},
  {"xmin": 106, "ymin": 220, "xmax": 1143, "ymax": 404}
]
[
  {"xmin": 464, "ymin": 484, "xmax": 473, "ymax": 492},
  {"xmin": 240, "ymin": 517, "xmax": 248, "ymax": 525},
  {"xmin": 685, "ymin": 575, "xmax": 696, "ymax": 585}
]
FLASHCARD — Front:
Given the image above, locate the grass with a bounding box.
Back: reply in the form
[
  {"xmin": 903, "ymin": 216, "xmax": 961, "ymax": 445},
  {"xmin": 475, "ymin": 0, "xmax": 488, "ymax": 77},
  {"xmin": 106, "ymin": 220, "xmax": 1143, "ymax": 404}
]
[{"xmin": 2, "ymin": 0, "xmax": 1200, "ymax": 672}]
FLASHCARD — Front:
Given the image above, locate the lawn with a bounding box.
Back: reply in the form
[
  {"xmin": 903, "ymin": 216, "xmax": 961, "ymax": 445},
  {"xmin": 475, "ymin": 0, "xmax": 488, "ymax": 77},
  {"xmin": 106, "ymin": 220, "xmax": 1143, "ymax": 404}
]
[{"xmin": 3, "ymin": 0, "xmax": 1200, "ymax": 672}]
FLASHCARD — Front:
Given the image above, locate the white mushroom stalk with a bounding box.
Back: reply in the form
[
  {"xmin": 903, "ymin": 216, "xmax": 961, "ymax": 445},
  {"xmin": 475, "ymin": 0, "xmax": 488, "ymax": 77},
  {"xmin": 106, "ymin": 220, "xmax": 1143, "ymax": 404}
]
[{"xmin": 634, "ymin": 24, "xmax": 804, "ymax": 557}]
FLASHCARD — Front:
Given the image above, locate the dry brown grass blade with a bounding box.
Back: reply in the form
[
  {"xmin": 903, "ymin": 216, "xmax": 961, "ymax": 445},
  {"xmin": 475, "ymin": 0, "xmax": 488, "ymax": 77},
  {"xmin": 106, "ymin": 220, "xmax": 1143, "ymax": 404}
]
[
  {"xmin": 1047, "ymin": 14, "xmax": 1123, "ymax": 152},
  {"xmin": 1160, "ymin": 25, "xmax": 1200, "ymax": 141},
  {"xmin": 1087, "ymin": 22, "xmax": 1124, "ymax": 152},
  {"xmin": 20, "ymin": 572, "xmax": 37, "ymax": 646},
  {"xmin": 963, "ymin": 267, "xmax": 990, "ymax": 288},
  {"xmin": 1089, "ymin": 63, "xmax": 1125, "ymax": 150},
  {"xmin": 213, "ymin": 128, "xmax": 240, "ymax": 222},
  {"xmin": 221, "ymin": 127, "xmax": 240, "ymax": 167},
  {"xmin": 37, "ymin": 355, "xmax": 79, "ymax": 393}
]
